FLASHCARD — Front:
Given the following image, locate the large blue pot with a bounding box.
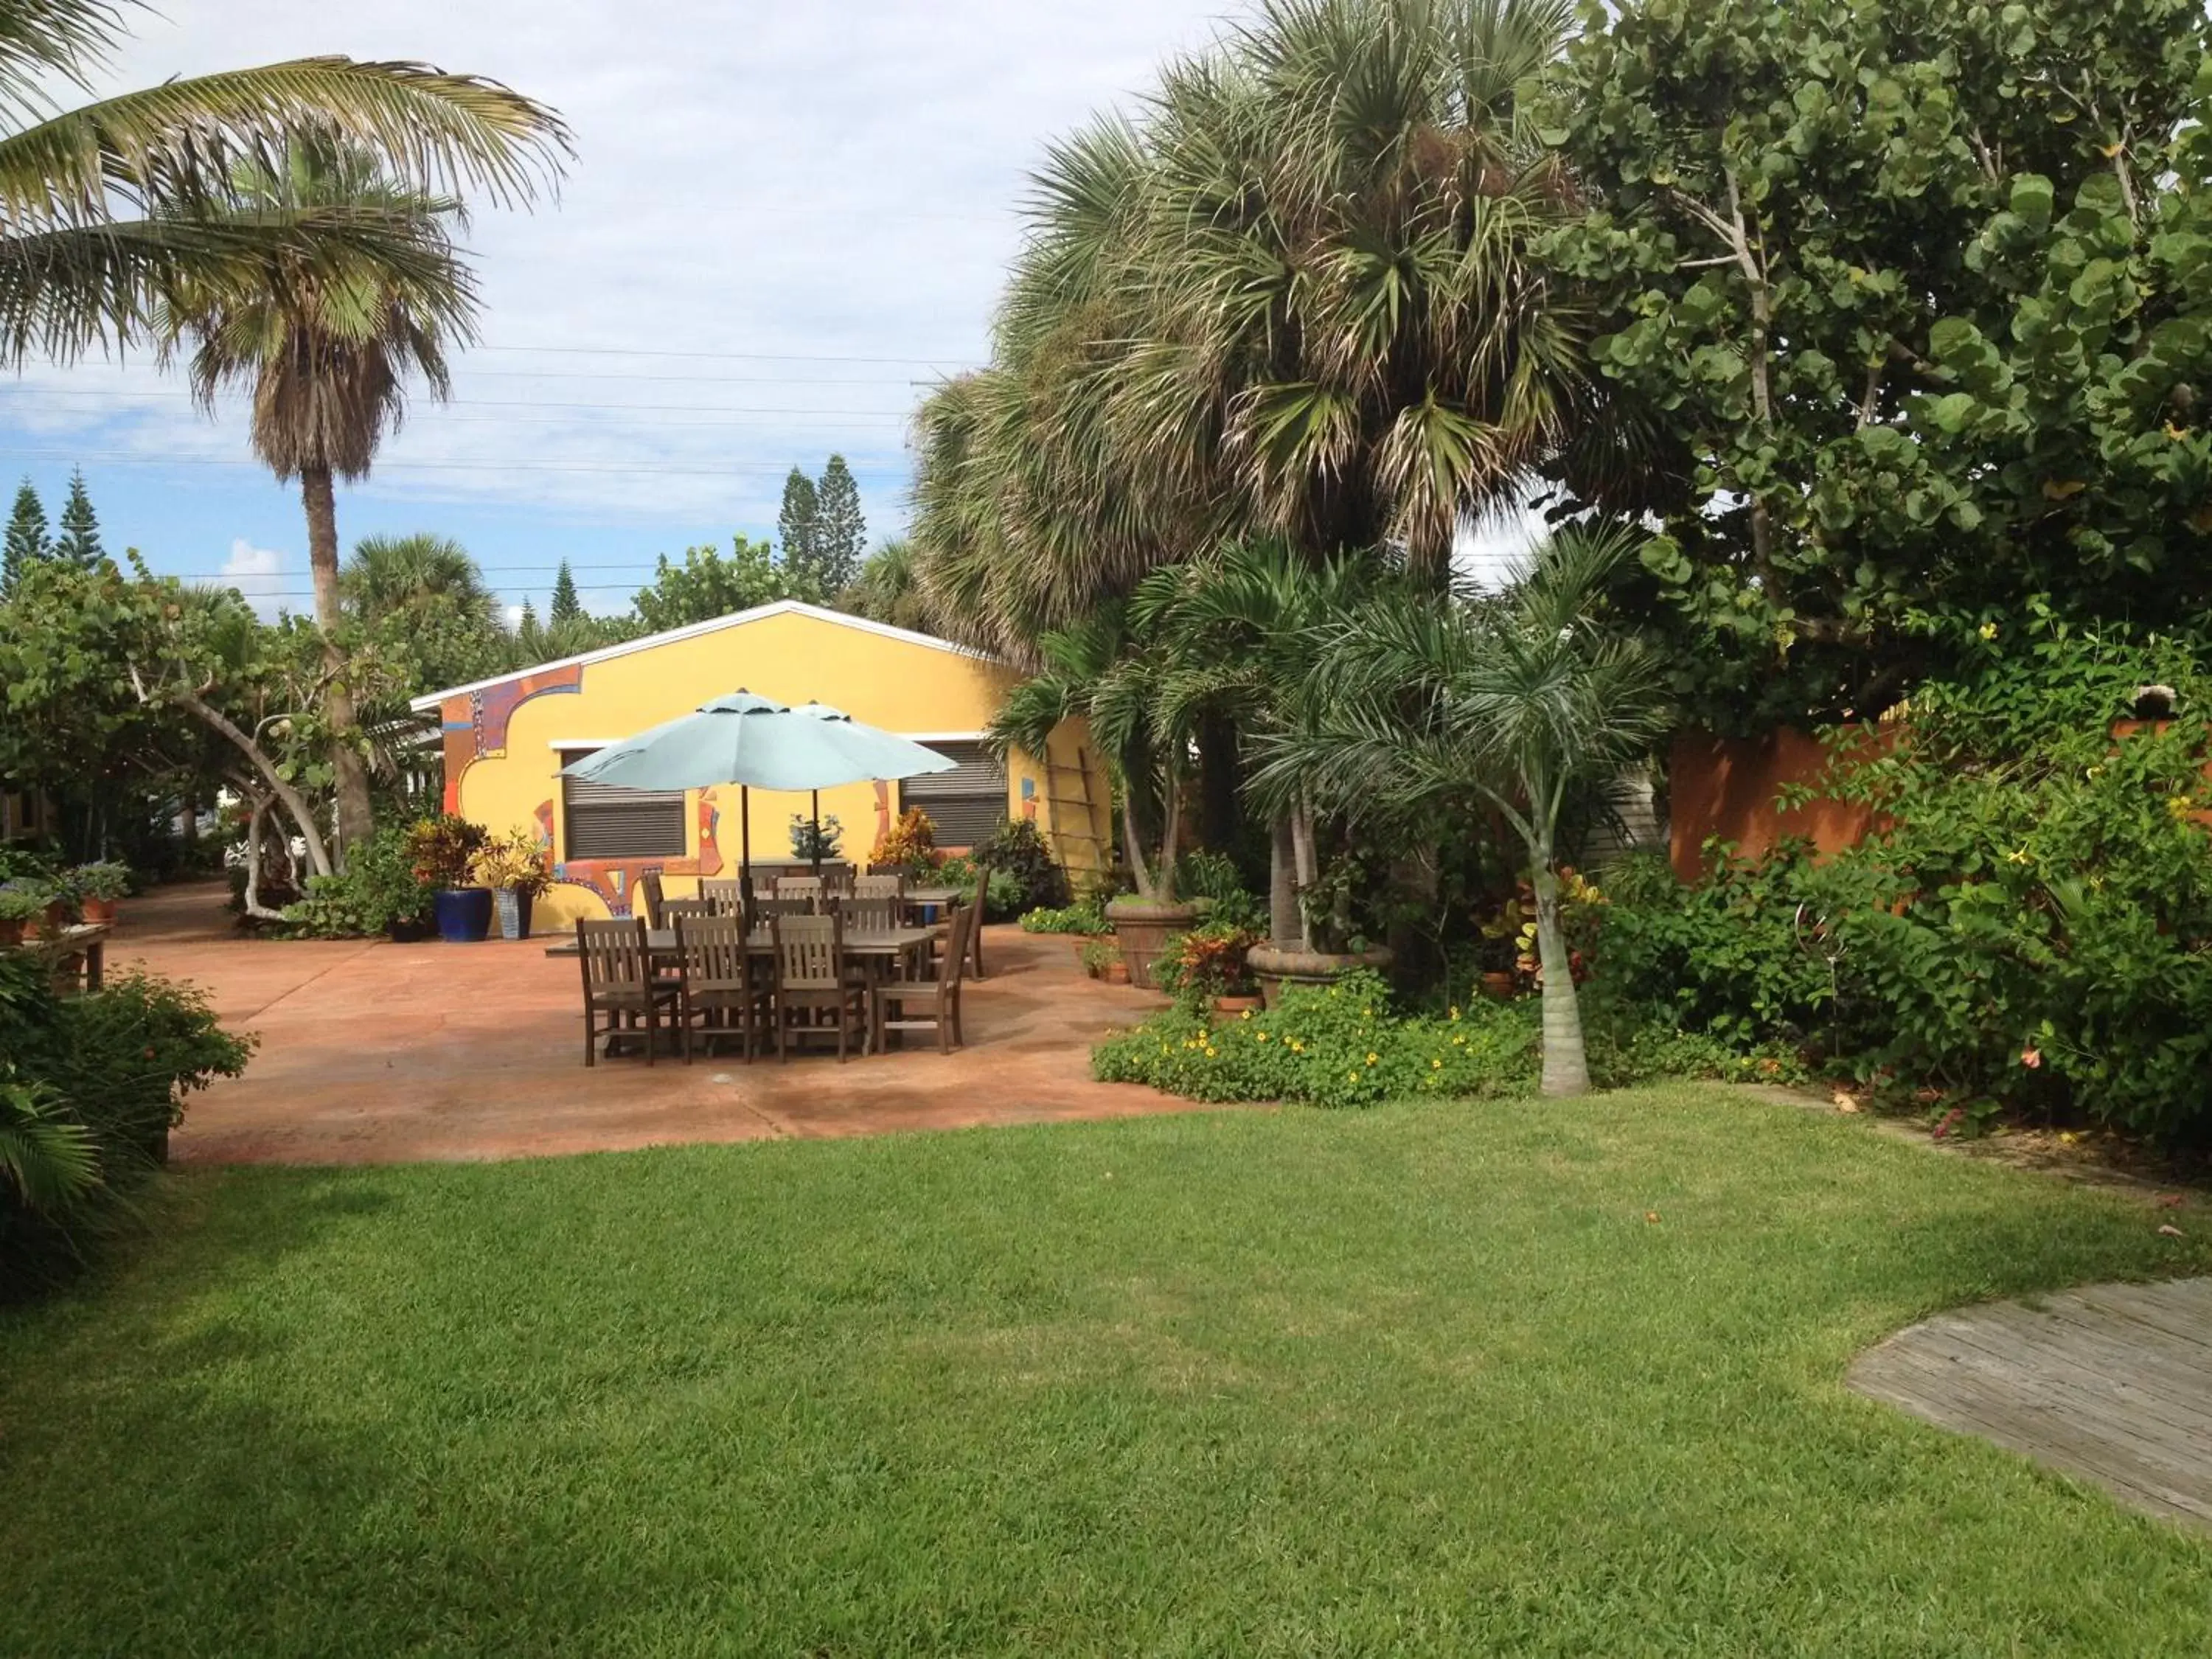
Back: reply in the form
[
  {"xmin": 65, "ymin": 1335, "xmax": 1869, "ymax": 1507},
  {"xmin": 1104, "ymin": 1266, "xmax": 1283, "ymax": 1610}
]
[{"xmin": 432, "ymin": 886, "xmax": 494, "ymax": 943}]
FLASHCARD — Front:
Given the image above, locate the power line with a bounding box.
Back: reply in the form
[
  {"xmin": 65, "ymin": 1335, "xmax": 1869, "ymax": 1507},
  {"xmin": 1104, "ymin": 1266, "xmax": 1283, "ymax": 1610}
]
[
  {"xmin": 0, "ymin": 446, "xmax": 916, "ymax": 479},
  {"xmin": 0, "ymin": 388, "xmax": 917, "ymax": 420},
  {"xmin": 473, "ymin": 344, "xmax": 976, "ymax": 366}
]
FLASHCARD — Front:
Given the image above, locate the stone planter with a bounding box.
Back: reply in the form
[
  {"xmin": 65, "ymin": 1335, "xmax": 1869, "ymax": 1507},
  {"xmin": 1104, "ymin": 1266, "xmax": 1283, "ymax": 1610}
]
[
  {"xmin": 432, "ymin": 886, "xmax": 493, "ymax": 943},
  {"xmin": 1105, "ymin": 897, "xmax": 1200, "ymax": 990},
  {"xmin": 494, "ymin": 888, "xmax": 535, "ymax": 941},
  {"xmin": 1245, "ymin": 942, "xmax": 1396, "ymax": 1009}
]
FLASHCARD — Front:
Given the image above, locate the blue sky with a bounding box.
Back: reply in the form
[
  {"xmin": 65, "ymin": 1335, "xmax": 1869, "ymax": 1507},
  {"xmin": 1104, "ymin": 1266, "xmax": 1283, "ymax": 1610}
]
[{"xmin": 5, "ymin": 1, "xmax": 1237, "ymax": 619}]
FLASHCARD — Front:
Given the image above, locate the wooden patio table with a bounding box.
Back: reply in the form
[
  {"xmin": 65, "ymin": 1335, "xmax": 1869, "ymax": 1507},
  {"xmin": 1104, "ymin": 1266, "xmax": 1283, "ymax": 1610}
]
[
  {"xmin": 1, "ymin": 922, "xmax": 108, "ymax": 995},
  {"xmin": 545, "ymin": 925, "xmax": 933, "ymax": 966}
]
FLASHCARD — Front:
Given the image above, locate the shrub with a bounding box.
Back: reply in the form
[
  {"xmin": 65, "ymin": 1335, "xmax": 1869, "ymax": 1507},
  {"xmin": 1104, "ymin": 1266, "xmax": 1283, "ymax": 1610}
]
[
  {"xmin": 0, "ymin": 953, "xmax": 252, "ymax": 1295},
  {"xmin": 870, "ymin": 807, "xmax": 941, "ymax": 878},
  {"xmin": 1021, "ymin": 897, "xmax": 1110, "ymax": 935},
  {"xmin": 285, "ymin": 824, "xmax": 434, "ymax": 938},
  {"xmin": 978, "ymin": 818, "xmax": 1068, "ymax": 912},
  {"xmin": 1151, "ymin": 921, "xmax": 1262, "ymax": 1006},
  {"xmin": 1176, "ymin": 850, "xmax": 1267, "ymax": 933},
  {"xmin": 69, "ymin": 861, "xmax": 131, "ymax": 902},
  {"xmin": 468, "ymin": 829, "xmax": 550, "ymax": 895},
  {"xmin": 406, "ymin": 813, "xmax": 487, "ymax": 890},
  {"xmin": 0, "ymin": 883, "xmax": 47, "ymax": 925},
  {"xmin": 1093, "ymin": 970, "xmax": 1540, "ymax": 1107}
]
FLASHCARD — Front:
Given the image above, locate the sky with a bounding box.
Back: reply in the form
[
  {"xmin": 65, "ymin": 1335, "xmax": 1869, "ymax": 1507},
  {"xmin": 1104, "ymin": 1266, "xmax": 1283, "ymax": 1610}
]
[{"xmin": 3, "ymin": 0, "xmax": 1247, "ymax": 619}]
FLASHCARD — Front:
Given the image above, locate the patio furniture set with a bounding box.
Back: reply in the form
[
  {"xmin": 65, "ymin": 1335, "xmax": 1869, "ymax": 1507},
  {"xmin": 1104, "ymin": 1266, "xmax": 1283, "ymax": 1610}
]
[{"xmin": 568, "ymin": 870, "xmax": 981, "ymax": 1065}]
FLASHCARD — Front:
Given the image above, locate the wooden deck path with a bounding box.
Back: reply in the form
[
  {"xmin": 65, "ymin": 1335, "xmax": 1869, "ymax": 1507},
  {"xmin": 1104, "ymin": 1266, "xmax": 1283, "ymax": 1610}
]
[{"xmin": 1848, "ymin": 1277, "xmax": 2212, "ymax": 1531}]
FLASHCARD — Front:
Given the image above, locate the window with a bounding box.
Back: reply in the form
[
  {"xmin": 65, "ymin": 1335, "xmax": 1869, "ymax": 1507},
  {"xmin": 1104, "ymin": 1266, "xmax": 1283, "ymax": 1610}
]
[
  {"xmin": 558, "ymin": 749, "xmax": 686, "ymax": 860},
  {"xmin": 899, "ymin": 741, "xmax": 1006, "ymax": 849}
]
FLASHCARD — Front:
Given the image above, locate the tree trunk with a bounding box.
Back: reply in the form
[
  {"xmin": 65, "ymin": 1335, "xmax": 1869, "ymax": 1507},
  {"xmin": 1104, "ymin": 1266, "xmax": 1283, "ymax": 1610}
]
[
  {"xmin": 1530, "ymin": 859, "xmax": 1590, "ymax": 1098},
  {"xmin": 169, "ymin": 686, "xmax": 335, "ymax": 878},
  {"xmin": 238, "ymin": 793, "xmax": 291, "ymax": 924},
  {"xmin": 301, "ymin": 465, "xmax": 373, "ymax": 864},
  {"xmin": 1120, "ymin": 787, "xmax": 1156, "ymax": 900},
  {"xmin": 1155, "ymin": 765, "xmax": 1182, "ymax": 904},
  {"xmin": 1268, "ymin": 813, "xmax": 1301, "ymax": 947}
]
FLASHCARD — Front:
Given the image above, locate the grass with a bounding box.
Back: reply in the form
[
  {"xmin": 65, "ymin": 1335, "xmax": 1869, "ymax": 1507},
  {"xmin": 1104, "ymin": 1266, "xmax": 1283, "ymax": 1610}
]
[{"xmin": 2, "ymin": 1083, "xmax": 2208, "ymax": 1656}]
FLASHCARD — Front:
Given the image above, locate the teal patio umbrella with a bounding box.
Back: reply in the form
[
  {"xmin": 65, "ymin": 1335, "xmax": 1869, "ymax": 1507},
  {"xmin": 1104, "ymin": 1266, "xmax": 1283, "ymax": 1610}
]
[{"xmin": 560, "ymin": 690, "xmax": 956, "ymax": 891}]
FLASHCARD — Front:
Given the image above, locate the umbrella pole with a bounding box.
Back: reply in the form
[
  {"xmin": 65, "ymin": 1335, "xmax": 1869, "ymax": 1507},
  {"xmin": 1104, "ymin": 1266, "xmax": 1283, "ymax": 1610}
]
[
  {"xmin": 810, "ymin": 789, "xmax": 822, "ymax": 879},
  {"xmin": 740, "ymin": 785, "xmax": 754, "ymax": 907}
]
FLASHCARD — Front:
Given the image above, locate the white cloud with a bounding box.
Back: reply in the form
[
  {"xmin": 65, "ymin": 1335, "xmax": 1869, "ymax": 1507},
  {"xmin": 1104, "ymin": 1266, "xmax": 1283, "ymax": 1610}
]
[
  {"xmin": 503, "ymin": 602, "xmax": 526, "ymax": 629},
  {"xmin": 212, "ymin": 537, "xmax": 288, "ymax": 619}
]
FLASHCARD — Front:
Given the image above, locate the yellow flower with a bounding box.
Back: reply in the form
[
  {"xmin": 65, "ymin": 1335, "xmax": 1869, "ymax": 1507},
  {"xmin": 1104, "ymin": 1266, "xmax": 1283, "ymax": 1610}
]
[
  {"xmin": 1978, "ymin": 621, "xmax": 1999, "ymax": 641},
  {"xmin": 2168, "ymin": 794, "xmax": 2195, "ymax": 821},
  {"xmin": 2003, "ymin": 847, "xmax": 2032, "ymax": 865},
  {"xmin": 1204, "ymin": 1047, "xmax": 1217, "ymax": 1058},
  {"xmin": 1452, "ymin": 1034, "xmax": 1466, "ymax": 1046},
  {"xmin": 1289, "ymin": 1040, "xmax": 1304, "ymax": 1053},
  {"xmin": 1366, "ymin": 1052, "xmax": 1378, "ymax": 1065},
  {"xmin": 1449, "ymin": 1006, "xmax": 1460, "ymax": 1021},
  {"xmin": 1256, "ymin": 1031, "xmax": 1269, "ymax": 1042},
  {"xmin": 1240, "ymin": 1007, "xmax": 1253, "ymax": 1020},
  {"xmin": 1431, "ymin": 1058, "xmax": 1443, "ymax": 1070},
  {"xmin": 1346, "ymin": 1071, "xmax": 1358, "ymax": 1083}
]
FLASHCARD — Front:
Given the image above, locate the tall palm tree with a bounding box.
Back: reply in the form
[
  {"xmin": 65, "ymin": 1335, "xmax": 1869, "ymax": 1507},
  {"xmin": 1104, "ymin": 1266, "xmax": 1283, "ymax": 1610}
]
[
  {"xmin": 0, "ymin": 1, "xmax": 570, "ymax": 367},
  {"xmin": 166, "ymin": 145, "xmax": 489, "ymax": 855},
  {"xmin": 911, "ymin": 0, "xmax": 1587, "ymax": 658},
  {"xmin": 1257, "ymin": 524, "xmax": 1670, "ymax": 1096}
]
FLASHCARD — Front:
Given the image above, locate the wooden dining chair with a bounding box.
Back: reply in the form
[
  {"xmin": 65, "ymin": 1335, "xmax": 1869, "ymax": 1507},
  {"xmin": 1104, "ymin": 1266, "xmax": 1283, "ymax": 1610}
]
[
  {"xmin": 658, "ymin": 897, "xmax": 714, "ymax": 925},
  {"xmin": 775, "ymin": 874, "xmax": 824, "ymax": 912},
  {"xmin": 637, "ymin": 872, "xmax": 666, "ymax": 928},
  {"xmin": 875, "ymin": 901, "xmax": 976, "ymax": 1054},
  {"xmin": 853, "ymin": 873, "xmax": 902, "ymax": 901},
  {"xmin": 699, "ymin": 877, "xmax": 745, "ymax": 917},
  {"xmin": 577, "ymin": 917, "xmax": 678, "ymax": 1067},
  {"xmin": 834, "ymin": 888, "xmax": 900, "ymax": 937},
  {"xmin": 673, "ymin": 913, "xmax": 770, "ymax": 1062},
  {"xmin": 770, "ymin": 912, "xmax": 869, "ymax": 1061}
]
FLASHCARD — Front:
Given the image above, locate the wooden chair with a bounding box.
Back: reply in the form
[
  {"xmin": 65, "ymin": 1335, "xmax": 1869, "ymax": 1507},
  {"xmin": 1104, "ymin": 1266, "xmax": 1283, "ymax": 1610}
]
[
  {"xmin": 699, "ymin": 878, "xmax": 745, "ymax": 917},
  {"xmin": 770, "ymin": 912, "xmax": 869, "ymax": 1062},
  {"xmin": 834, "ymin": 888, "xmax": 900, "ymax": 937},
  {"xmin": 577, "ymin": 918, "xmax": 678, "ymax": 1066},
  {"xmin": 875, "ymin": 901, "xmax": 976, "ymax": 1054},
  {"xmin": 637, "ymin": 872, "xmax": 666, "ymax": 928},
  {"xmin": 751, "ymin": 891, "xmax": 811, "ymax": 929},
  {"xmin": 673, "ymin": 913, "xmax": 770, "ymax": 1062},
  {"xmin": 775, "ymin": 874, "xmax": 824, "ymax": 912},
  {"xmin": 658, "ymin": 897, "xmax": 714, "ymax": 925},
  {"xmin": 966, "ymin": 855, "xmax": 990, "ymax": 979},
  {"xmin": 853, "ymin": 873, "xmax": 902, "ymax": 901}
]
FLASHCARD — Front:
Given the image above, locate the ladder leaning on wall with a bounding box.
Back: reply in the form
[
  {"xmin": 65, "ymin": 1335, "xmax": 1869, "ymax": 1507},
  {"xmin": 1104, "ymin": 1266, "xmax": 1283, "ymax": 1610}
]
[{"xmin": 1043, "ymin": 745, "xmax": 1107, "ymax": 876}]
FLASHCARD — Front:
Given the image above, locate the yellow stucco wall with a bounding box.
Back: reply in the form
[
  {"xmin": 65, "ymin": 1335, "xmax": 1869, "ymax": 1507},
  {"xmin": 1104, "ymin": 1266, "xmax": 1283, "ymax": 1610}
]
[{"xmin": 434, "ymin": 605, "xmax": 1106, "ymax": 926}]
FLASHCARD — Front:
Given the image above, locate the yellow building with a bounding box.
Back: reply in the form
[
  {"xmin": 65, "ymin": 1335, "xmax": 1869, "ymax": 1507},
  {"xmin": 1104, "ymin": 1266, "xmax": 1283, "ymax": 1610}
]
[{"xmin": 411, "ymin": 599, "xmax": 1110, "ymax": 927}]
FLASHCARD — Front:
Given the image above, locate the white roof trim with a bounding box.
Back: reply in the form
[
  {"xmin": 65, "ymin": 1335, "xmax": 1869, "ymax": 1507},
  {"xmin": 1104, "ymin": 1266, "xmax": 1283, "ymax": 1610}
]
[
  {"xmin": 409, "ymin": 599, "xmax": 998, "ymax": 713},
  {"xmin": 898, "ymin": 730, "xmax": 987, "ymax": 743},
  {"xmin": 546, "ymin": 739, "xmax": 625, "ymax": 751}
]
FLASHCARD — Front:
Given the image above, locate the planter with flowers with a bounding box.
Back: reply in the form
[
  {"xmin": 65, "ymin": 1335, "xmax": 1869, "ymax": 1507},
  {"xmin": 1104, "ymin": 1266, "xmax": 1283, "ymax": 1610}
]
[
  {"xmin": 1153, "ymin": 920, "xmax": 1265, "ymax": 1015},
  {"xmin": 71, "ymin": 861, "xmax": 132, "ymax": 926},
  {"xmin": 407, "ymin": 813, "xmax": 492, "ymax": 942},
  {"xmin": 468, "ymin": 831, "xmax": 550, "ymax": 941}
]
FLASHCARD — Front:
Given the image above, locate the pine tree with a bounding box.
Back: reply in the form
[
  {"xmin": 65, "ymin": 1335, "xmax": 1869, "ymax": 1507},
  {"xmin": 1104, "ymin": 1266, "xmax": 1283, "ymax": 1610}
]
[
  {"xmin": 776, "ymin": 467, "xmax": 819, "ymax": 593},
  {"xmin": 813, "ymin": 454, "xmax": 866, "ymax": 594},
  {"xmin": 53, "ymin": 468, "xmax": 102, "ymax": 566},
  {"xmin": 517, "ymin": 597, "xmax": 543, "ymax": 659},
  {"xmin": 549, "ymin": 559, "xmax": 582, "ymax": 623},
  {"xmin": 1, "ymin": 478, "xmax": 49, "ymax": 594}
]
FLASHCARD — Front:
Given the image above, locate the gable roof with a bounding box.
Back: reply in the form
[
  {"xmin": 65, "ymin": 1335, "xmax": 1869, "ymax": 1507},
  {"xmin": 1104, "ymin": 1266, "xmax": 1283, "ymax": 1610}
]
[{"xmin": 408, "ymin": 599, "xmax": 995, "ymax": 713}]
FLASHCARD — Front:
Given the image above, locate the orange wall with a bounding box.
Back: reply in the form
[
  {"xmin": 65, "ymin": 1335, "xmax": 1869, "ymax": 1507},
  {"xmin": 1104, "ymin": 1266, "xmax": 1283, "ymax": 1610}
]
[{"xmin": 1668, "ymin": 728, "xmax": 1879, "ymax": 881}]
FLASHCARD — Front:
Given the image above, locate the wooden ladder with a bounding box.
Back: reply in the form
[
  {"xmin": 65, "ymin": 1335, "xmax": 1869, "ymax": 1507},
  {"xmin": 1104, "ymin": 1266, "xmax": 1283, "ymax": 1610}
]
[{"xmin": 1044, "ymin": 745, "xmax": 1105, "ymax": 872}]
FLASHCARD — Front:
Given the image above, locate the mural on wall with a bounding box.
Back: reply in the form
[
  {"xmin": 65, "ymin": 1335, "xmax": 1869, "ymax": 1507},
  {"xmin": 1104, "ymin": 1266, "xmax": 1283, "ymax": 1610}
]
[
  {"xmin": 545, "ymin": 785, "xmax": 728, "ymax": 917},
  {"xmin": 872, "ymin": 781, "xmax": 891, "ymax": 849},
  {"xmin": 1020, "ymin": 776, "xmax": 1037, "ymax": 821},
  {"xmin": 438, "ymin": 664, "xmax": 585, "ymax": 813}
]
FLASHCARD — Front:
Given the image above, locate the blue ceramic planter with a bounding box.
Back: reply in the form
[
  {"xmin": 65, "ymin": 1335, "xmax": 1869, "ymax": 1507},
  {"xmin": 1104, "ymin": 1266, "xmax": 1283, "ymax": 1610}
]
[{"xmin": 432, "ymin": 886, "xmax": 493, "ymax": 943}]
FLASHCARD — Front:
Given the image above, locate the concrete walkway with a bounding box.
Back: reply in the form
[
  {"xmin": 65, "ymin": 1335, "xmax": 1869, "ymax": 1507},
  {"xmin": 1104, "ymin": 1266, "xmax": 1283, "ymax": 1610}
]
[
  {"xmin": 114, "ymin": 883, "xmax": 1199, "ymax": 1165},
  {"xmin": 1850, "ymin": 1279, "xmax": 2212, "ymax": 1531}
]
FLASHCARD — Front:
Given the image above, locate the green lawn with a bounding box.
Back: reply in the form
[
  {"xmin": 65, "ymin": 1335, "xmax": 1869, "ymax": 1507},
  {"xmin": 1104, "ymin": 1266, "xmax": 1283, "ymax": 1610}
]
[{"xmin": 2, "ymin": 1086, "xmax": 2207, "ymax": 1656}]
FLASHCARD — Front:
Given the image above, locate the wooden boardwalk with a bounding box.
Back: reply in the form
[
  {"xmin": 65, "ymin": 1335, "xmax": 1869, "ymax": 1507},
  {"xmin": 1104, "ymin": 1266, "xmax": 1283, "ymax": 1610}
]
[{"xmin": 1849, "ymin": 1278, "xmax": 2212, "ymax": 1531}]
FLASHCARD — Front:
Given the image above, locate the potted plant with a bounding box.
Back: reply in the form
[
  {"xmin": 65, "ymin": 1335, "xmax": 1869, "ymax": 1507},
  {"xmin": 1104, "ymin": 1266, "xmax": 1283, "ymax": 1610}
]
[
  {"xmin": 0, "ymin": 883, "xmax": 44, "ymax": 948},
  {"xmin": 869, "ymin": 806, "xmax": 943, "ymax": 882},
  {"xmin": 1154, "ymin": 920, "xmax": 1264, "ymax": 1014},
  {"xmin": 71, "ymin": 861, "xmax": 131, "ymax": 926},
  {"xmin": 468, "ymin": 830, "xmax": 549, "ymax": 941},
  {"xmin": 790, "ymin": 812, "xmax": 844, "ymax": 865},
  {"xmin": 406, "ymin": 813, "xmax": 492, "ymax": 942},
  {"xmin": 1245, "ymin": 853, "xmax": 1393, "ymax": 1009},
  {"xmin": 36, "ymin": 872, "xmax": 77, "ymax": 936},
  {"xmin": 1079, "ymin": 936, "xmax": 1121, "ymax": 981}
]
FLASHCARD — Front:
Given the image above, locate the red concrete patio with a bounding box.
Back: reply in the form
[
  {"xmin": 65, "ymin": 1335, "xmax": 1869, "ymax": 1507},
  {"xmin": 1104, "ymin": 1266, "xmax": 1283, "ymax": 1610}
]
[{"xmin": 113, "ymin": 883, "xmax": 1200, "ymax": 1165}]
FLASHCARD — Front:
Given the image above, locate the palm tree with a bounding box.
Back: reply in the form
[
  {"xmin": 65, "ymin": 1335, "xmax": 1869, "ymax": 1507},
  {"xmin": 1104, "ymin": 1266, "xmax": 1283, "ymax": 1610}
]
[
  {"xmin": 0, "ymin": 1, "xmax": 570, "ymax": 367},
  {"xmin": 911, "ymin": 0, "xmax": 1587, "ymax": 657},
  {"xmin": 1257, "ymin": 524, "xmax": 1670, "ymax": 1096},
  {"xmin": 988, "ymin": 603, "xmax": 1194, "ymax": 902},
  {"xmin": 835, "ymin": 538, "xmax": 935, "ymax": 634},
  {"xmin": 165, "ymin": 145, "xmax": 495, "ymax": 855},
  {"xmin": 342, "ymin": 532, "xmax": 494, "ymax": 629}
]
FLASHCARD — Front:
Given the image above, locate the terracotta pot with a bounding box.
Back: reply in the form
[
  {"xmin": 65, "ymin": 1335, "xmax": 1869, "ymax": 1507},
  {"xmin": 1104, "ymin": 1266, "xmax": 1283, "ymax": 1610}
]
[
  {"xmin": 1103, "ymin": 959, "xmax": 1130, "ymax": 984},
  {"xmin": 80, "ymin": 896, "xmax": 118, "ymax": 926},
  {"xmin": 1105, "ymin": 897, "xmax": 1200, "ymax": 990},
  {"xmin": 1480, "ymin": 970, "xmax": 1517, "ymax": 1001},
  {"xmin": 1214, "ymin": 994, "xmax": 1263, "ymax": 1018},
  {"xmin": 0, "ymin": 917, "xmax": 22, "ymax": 949},
  {"xmin": 1245, "ymin": 942, "xmax": 1396, "ymax": 1009},
  {"xmin": 38, "ymin": 900, "xmax": 72, "ymax": 936}
]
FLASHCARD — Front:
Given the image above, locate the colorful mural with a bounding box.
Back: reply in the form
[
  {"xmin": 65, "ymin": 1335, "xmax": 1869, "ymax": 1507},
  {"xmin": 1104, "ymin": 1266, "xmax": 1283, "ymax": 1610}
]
[{"xmin": 438, "ymin": 663, "xmax": 584, "ymax": 813}]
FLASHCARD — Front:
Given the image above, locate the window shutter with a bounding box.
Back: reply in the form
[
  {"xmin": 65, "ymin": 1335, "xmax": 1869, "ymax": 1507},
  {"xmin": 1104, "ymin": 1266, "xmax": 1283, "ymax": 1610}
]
[
  {"xmin": 560, "ymin": 759, "xmax": 687, "ymax": 860},
  {"xmin": 900, "ymin": 742, "xmax": 1006, "ymax": 849}
]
